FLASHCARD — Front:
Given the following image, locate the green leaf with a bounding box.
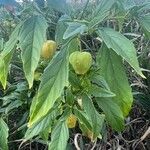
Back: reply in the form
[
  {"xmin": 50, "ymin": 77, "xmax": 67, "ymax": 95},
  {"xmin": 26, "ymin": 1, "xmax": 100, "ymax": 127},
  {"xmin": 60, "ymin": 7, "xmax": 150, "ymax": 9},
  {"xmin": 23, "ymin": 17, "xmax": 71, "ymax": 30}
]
[
  {"xmin": 25, "ymin": 106, "xmax": 58, "ymax": 140},
  {"xmin": 0, "ymin": 23, "xmax": 22, "ymax": 89},
  {"xmin": 137, "ymin": 2, "xmax": 150, "ymax": 13},
  {"xmin": 0, "ymin": 118, "xmax": 9, "ymax": 150},
  {"xmin": 97, "ymin": 28, "xmax": 144, "ymax": 78},
  {"xmin": 89, "ymin": 74, "xmax": 110, "ymax": 90},
  {"xmin": 88, "ymin": 84, "xmax": 115, "ymax": 98},
  {"xmin": 5, "ymin": 100, "xmax": 23, "ymax": 114},
  {"xmin": 122, "ymin": 0, "xmax": 150, "ymax": 11},
  {"xmin": 29, "ymin": 45, "xmax": 69, "ymax": 126},
  {"xmin": 66, "ymin": 88, "xmax": 74, "ymax": 106},
  {"xmin": 0, "ymin": 38, "xmax": 4, "ymax": 51},
  {"xmin": 98, "ymin": 44, "xmax": 133, "ymax": 116},
  {"xmin": 19, "ymin": 15, "xmax": 48, "ymax": 88},
  {"xmin": 138, "ymin": 14, "xmax": 150, "ymax": 38},
  {"xmin": 96, "ymin": 98, "xmax": 124, "ymax": 131},
  {"xmin": 47, "ymin": 0, "xmax": 70, "ymax": 14},
  {"xmin": 74, "ymin": 108, "xmax": 92, "ymax": 130},
  {"xmin": 89, "ymin": 0, "xmax": 115, "ymax": 28},
  {"xmin": 75, "ymin": 107, "xmax": 103, "ymax": 140},
  {"xmin": 48, "ymin": 119, "xmax": 69, "ymax": 150},
  {"xmin": 69, "ymin": 71, "xmax": 81, "ymax": 89},
  {"xmin": 68, "ymin": 37, "xmax": 80, "ymax": 54},
  {"xmin": 123, "ymin": 0, "xmax": 136, "ymax": 10},
  {"xmin": 63, "ymin": 22, "xmax": 88, "ymax": 40},
  {"xmin": 55, "ymin": 15, "xmax": 71, "ymax": 44},
  {"xmin": 82, "ymin": 94, "xmax": 105, "ymax": 139}
]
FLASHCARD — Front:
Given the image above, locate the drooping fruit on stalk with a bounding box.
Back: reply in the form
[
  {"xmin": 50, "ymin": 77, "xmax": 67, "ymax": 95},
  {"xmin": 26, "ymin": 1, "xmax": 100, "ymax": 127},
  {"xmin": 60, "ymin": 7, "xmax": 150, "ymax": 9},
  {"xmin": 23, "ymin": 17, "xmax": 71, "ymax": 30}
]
[
  {"xmin": 66, "ymin": 114, "xmax": 77, "ymax": 128},
  {"xmin": 34, "ymin": 71, "xmax": 42, "ymax": 81},
  {"xmin": 69, "ymin": 51, "xmax": 92, "ymax": 75},
  {"xmin": 41, "ymin": 40, "xmax": 57, "ymax": 59}
]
